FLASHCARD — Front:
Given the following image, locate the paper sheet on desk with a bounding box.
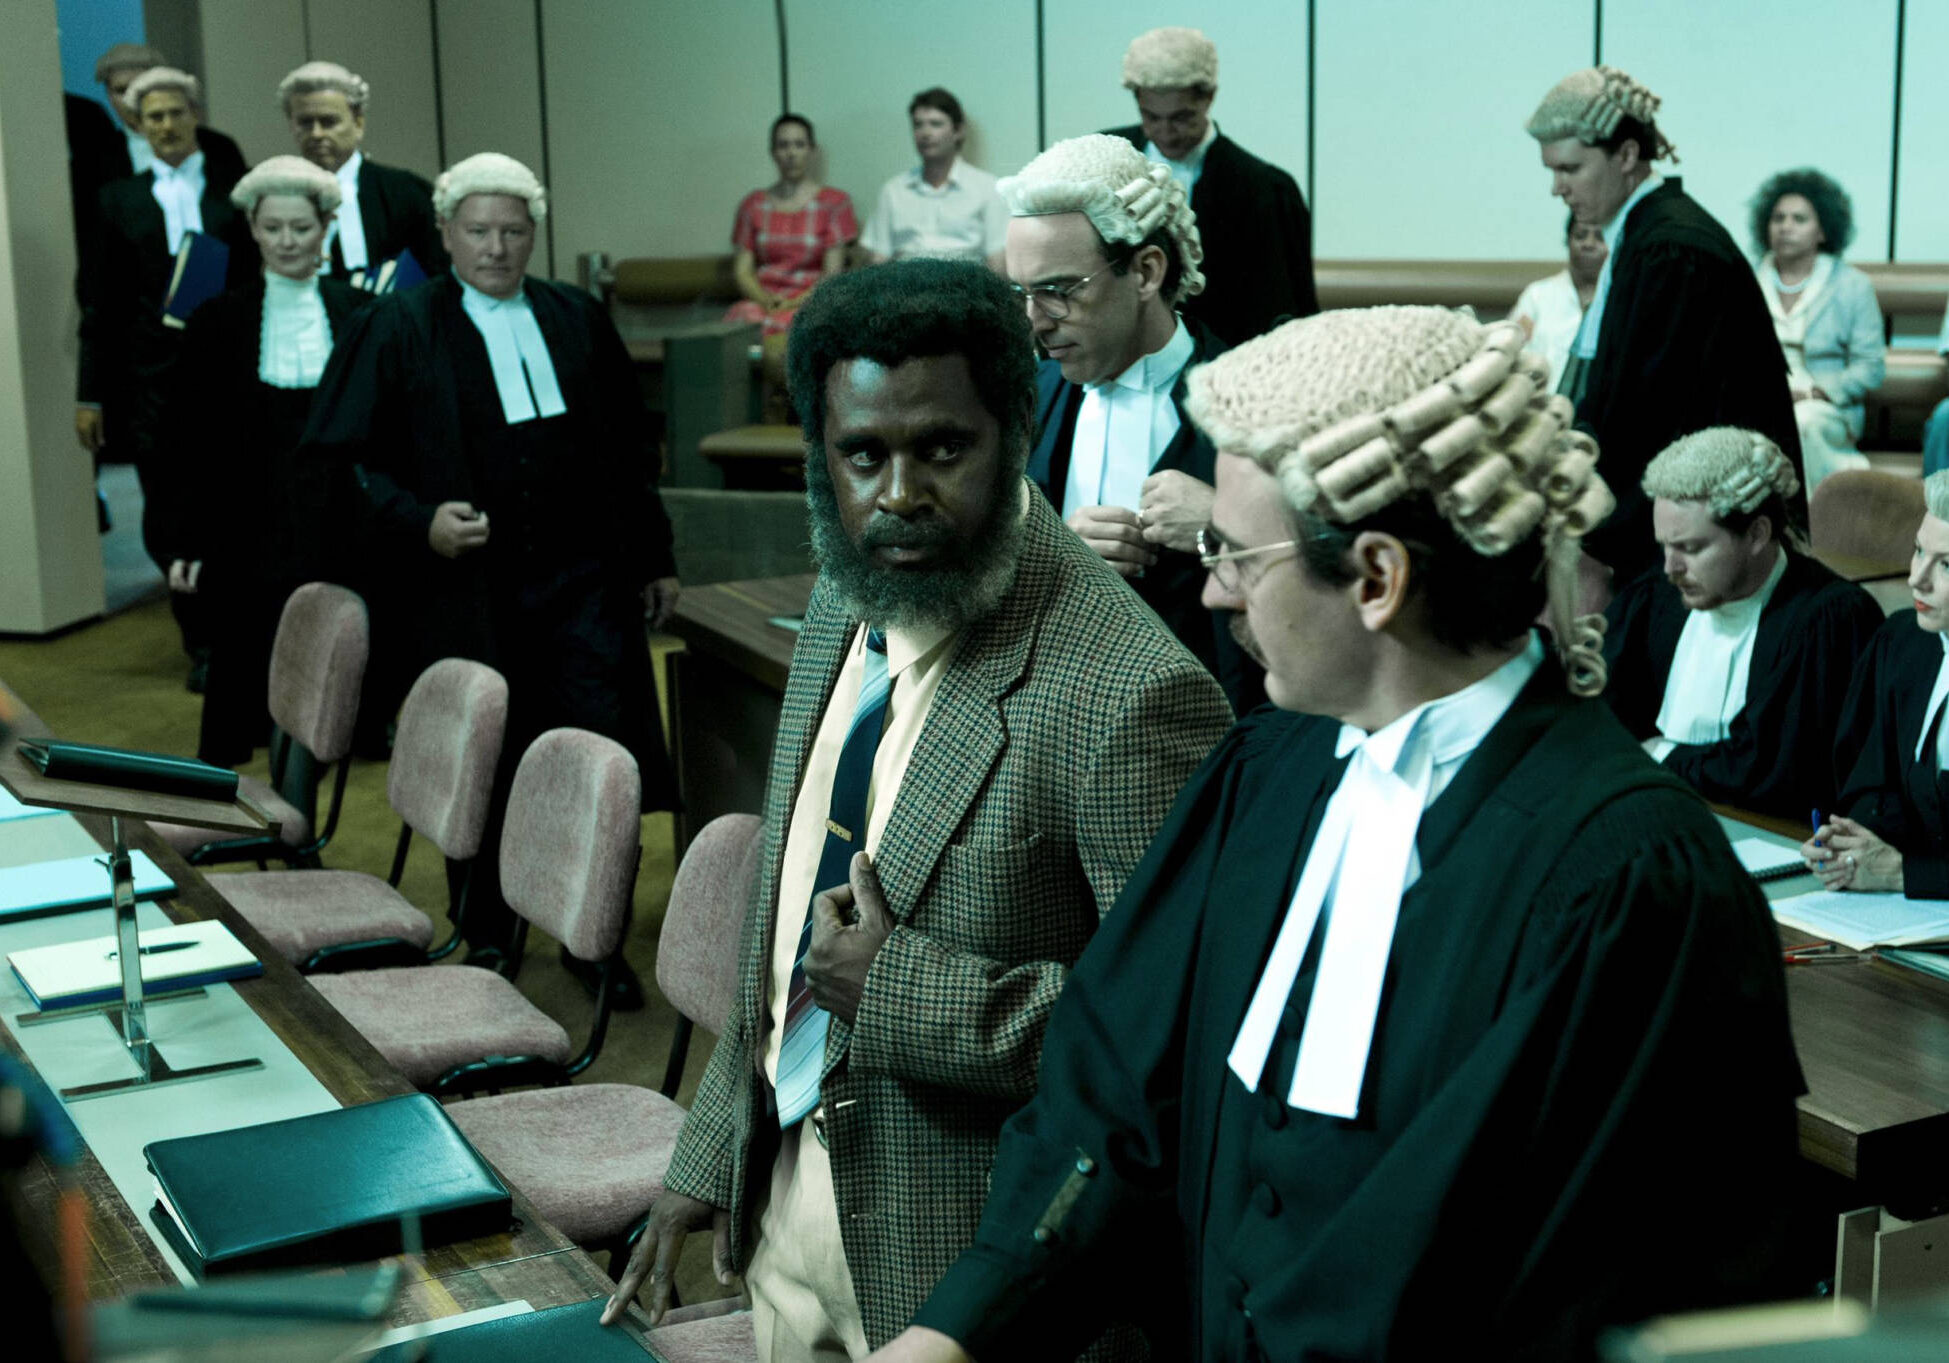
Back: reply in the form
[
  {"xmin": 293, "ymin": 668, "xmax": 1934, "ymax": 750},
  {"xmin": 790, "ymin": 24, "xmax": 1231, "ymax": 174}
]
[
  {"xmin": 1731, "ymin": 837, "xmax": 1806, "ymax": 881},
  {"xmin": 1772, "ymin": 891, "xmax": 1949, "ymax": 950}
]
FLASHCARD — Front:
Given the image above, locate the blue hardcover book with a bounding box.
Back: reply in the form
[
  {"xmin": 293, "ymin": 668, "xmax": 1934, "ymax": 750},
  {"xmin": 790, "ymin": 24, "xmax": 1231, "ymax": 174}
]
[
  {"xmin": 161, "ymin": 232, "xmax": 231, "ymax": 328},
  {"xmin": 0, "ymin": 851, "xmax": 174, "ymax": 922},
  {"xmin": 358, "ymin": 248, "xmax": 430, "ymax": 296}
]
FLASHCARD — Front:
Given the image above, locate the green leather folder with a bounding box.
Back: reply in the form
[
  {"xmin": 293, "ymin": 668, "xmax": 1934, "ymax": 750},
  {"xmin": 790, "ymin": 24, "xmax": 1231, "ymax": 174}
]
[
  {"xmin": 144, "ymin": 1094, "xmax": 512, "ymax": 1279},
  {"xmin": 18, "ymin": 739, "xmax": 239, "ymax": 802}
]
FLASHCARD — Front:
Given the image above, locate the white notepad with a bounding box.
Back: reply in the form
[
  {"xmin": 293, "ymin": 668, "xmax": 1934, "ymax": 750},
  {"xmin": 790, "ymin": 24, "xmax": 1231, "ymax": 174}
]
[
  {"xmin": 8, "ymin": 918, "xmax": 260, "ymax": 1010},
  {"xmin": 1771, "ymin": 890, "xmax": 1949, "ymax": 951},
  {"xmin": 0, "ymin": 850, "xmax": 175, "ymax": 921},
  {"xmin": 1730, "ymin": 837, "xmax": 1807, "ymax": 883},
  {"xmin": 0, "ymin": 785, "xmax": 62, "ymax": 823}
]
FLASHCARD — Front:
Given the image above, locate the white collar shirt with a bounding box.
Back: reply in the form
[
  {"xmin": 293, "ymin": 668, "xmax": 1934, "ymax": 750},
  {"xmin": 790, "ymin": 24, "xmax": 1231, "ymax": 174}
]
[
  {"xmin": 1144, "ymin": 121, "xmax": 1219, "ymax": 197},
  {"xmin": 859, "ymin": 157, "xmax": 1007, "ymax": 263},
  {"xmin": 1650, "ymin": 547, "xmax": 1788, "ymax": 757},
  {"xmin": 1571, "ymin": 171, "xmax": 1663, "ymax": 362},
  {"xmin": 457, "ymin": 277, "xmax": 569, "ymax": 425},
  {"xmin": 150, "ymin": 150, "xmax": 206, "ymax": 255},
  {"xmin": 258, "ymin": 270, "xmax": 333, "ymax": 388},
  {"xmin": 321, "ymin": 150, "xmax": 369, "ymax": 274},
  {"xmin": 1060, "ymin": 317, "xmax": 1195, "ymax": 518},
  {"xmin": 1229, "ymin": 633, "xmax": 1545, "ymax": 1118},
  {"xmin": 1917, "ymin": 633, "xmax": 1949, "ymax": 771}
]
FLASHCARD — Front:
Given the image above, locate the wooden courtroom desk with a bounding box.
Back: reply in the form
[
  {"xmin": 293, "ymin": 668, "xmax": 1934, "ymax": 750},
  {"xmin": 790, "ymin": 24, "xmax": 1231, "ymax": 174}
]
[
  {"xmin": 666, "ymin": 574, "xmax": 813, "ymax": 850},
  {"xmin": 1719, "ymin": 805, "xmax": 1949, "ymax": 1215},
  {"xmin": 0, "ymin": 685, "xmax": 663, "ymax": 1352}
]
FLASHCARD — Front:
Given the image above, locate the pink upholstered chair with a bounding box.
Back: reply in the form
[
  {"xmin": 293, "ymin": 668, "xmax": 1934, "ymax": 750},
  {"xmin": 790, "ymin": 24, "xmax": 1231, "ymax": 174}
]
[
  {"xmin": 646, "ymin": 1297, "xmax": 757, "ymax": 1362},
  {"xmin": 442, "ymin": 813, "xmax": 762, "ymax": 1264},
  {"xmin": 205, "ymin": 658, "xmax": 507, "ymax": 972},
  {"xmin": 312, "ymin": 727, "xmax": 641, "ymax": 1096},
  {"xmin": 153, "ymin": 583, "xmax": 367, "ymax": 868}
]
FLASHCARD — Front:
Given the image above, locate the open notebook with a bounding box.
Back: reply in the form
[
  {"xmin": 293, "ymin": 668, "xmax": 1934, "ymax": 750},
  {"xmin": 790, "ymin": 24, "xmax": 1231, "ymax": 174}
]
[{"xmin": 1771, "ymin": 891, "xmax": 1949, "ymax": 951}]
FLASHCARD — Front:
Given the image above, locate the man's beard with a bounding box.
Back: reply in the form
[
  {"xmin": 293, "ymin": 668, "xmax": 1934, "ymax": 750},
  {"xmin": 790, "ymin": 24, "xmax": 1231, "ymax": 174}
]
[{"xmin": 805, "ymin": 463, "xmax": 1027, "ymax": 634}]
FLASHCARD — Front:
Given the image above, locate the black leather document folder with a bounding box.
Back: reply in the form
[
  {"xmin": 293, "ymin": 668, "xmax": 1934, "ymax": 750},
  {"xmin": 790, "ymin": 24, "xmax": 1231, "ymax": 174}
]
[
  {"xmin": 18, "ymin": 739, "xmax": 240, "ymax": 801},
  {"xmin": 143, "ymin": 1094, "xmax": 512, "ymax": 1279},
  {"xmin": 366, "ymin": 1300, "xmax": 661, "ymax": 1361}
]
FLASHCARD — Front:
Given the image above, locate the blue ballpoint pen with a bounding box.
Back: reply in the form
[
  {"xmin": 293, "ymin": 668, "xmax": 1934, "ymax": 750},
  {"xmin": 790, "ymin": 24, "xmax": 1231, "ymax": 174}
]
[{"xmin": 1811, "ymin": 808, "xmax": 1825, "ymax": 868}]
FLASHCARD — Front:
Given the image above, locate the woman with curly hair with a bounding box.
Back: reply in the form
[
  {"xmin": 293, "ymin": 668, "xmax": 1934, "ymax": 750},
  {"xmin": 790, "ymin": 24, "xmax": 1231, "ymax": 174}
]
[{"xmin": 1750, "ymin": 168, "xmax": 1885, "ymax": 489}]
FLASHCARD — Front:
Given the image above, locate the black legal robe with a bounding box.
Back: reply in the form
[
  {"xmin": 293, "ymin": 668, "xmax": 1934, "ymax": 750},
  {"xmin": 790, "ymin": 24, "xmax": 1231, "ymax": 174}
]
[
  {"xmin": 1029, "ymin": 316, "xmax": 1261, "ymax": 713},
  {"xmin": 1834, "ymin": 611, "xmax": 1949, "ymax": 899},
  {"xmin": 78, "ymin": 165, "xmax": 256, "ymax": 563},
  {"xmin": 166, "ymin": 276, "xmax": 374, "ymax": 763},
  {"xmin": 1576, "ymin": 179, "xmax": 1801, "ymax": 576},
  {"xmin": 300, "ymin": 273, "xmax": 677, "ymax": 809},
  {"xmin": 1107, "ymin": 125, "xmax": 1319, "ymax": 347},
  {"xmin": 328, "ymin": 158, "xmax": 449, "ymax": 279},
  {"xmin": 914, "ymin": 653, "xmax": 1804, "ymax": 1361},
  {"xmin": 1602, "ymin": 550, "xmax": 1883, "ymax": 817}
]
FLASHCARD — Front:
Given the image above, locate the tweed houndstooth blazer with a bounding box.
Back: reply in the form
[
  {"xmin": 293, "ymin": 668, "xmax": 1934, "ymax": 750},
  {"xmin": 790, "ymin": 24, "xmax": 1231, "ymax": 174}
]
[{"xmin": 661, "ymin": 486, "xmax": 1233, "ymax": 1352}]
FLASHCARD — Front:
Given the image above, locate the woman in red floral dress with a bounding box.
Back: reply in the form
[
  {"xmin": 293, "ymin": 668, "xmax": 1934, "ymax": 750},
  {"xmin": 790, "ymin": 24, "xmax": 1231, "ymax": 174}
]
[{"xmin": 726, "ymin": 114, "xmax": 857, "ymax": 339}]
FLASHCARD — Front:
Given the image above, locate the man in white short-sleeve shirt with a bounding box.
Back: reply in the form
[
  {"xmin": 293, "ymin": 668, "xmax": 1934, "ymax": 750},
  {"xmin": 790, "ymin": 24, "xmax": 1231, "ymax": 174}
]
[{"xmin": 860, "ymin": 88, "xmax": 1007, "ymax": 272}]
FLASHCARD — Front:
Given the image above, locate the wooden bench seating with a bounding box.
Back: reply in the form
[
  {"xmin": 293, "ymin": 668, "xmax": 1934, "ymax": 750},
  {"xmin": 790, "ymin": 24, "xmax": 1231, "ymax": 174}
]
[{"xmin": 605, "ymin": 254, "xmax": 1949, "ymax": 452}]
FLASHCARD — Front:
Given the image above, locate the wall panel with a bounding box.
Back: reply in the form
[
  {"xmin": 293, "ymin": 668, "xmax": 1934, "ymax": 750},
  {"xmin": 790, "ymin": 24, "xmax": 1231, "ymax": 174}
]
[
  {"xmin": 1040, "ymin": 1, "xmax": 1308, "ymax": 196},
  {"xmin": 1314, "ymin": 0, "xmax": 1592, "ymax": 260},
  {"xmin": 541, "ymin": 0, "xmax": 775, "ymax": 272},
  {"xmin": 1894, "ymin": 0, "xmax": 1949, "ymax": 264},
  {"xmin": 196, "ymin": 0, "xmax": 306, "ymax": 166},
  {"xmin": 436, "ymin": 0, "xmax": 547, "ymax": 273},
  {"xmin": 1604, "ymin": 0, "xmax": 1897, "ymax": 263},
  {"xmin": 783, "ymin": 0, "xmax": 1039, "ymax": 240},
  {"xmin": 306, "ymin": 0, "xmax": 441, "ymax": 182}
]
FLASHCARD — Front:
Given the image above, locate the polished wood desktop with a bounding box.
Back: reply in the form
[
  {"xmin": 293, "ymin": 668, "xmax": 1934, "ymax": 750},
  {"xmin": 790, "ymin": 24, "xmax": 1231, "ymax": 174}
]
[
  {"xmin": 665, "ymin": 573, "xmax": 813, "ymax": 850},
  {"xmin": 0, "ymin": 687, "xmax": 659, "ymax": 1350},
  {"xmin": 1719, "ymin": 803, "xmax": 1949, "ymax": 1213}
]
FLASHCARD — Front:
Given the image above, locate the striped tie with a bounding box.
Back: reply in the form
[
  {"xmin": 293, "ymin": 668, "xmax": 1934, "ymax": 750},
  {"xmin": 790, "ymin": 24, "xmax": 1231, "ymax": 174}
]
[{"xmin": 776, "ymin": 626, "xmax": 890, "ymax": 1129}]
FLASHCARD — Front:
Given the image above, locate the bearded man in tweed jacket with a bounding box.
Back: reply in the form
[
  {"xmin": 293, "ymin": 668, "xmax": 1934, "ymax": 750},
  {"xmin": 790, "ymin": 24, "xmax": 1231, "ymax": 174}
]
[{"xmin": 605, "ymin": 259, "xmax": 1232, "ymax": 1358}]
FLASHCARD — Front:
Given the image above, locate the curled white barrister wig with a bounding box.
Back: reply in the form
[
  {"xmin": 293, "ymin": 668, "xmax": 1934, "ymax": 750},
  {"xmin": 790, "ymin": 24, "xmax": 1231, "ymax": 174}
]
[
  {"xmin": 1641, "ymin": 427, "xmax": 1799, "ymax": 520},
  {"xmin": 433, "ymin": 152, "xmax": 548, "ymax": 227},
  {"xmin": 277, "ymin": 61, "xmax": 371, "ymax": 115},
  {"xmin": 231, "ymin": 155, "xmax": 343, "ymax": 217},
  {"xmin": 1184, "ymin": 306, "xmax": 1617, "ymax": 696},
  {"xmin": 1120, "ymin": 27, "xmax": 1218, "ymax": 92},
  {"xmin": 998, "ymin": 134, "xmax": 1205, "ymax": 301},
  {"xmin": 1525, "ymin": 65, "xmax": 1677, "ymax": 162},
  {"xmin": 125, "ymin": 67, "xmax": 203, "ymax": 116}
]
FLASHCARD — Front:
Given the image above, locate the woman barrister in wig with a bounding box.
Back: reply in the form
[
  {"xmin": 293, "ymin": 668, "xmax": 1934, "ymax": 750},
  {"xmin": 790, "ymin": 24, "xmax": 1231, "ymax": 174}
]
[{"xmin": 164, "ymin": 155, "xmax": 373, "ymax": 765}]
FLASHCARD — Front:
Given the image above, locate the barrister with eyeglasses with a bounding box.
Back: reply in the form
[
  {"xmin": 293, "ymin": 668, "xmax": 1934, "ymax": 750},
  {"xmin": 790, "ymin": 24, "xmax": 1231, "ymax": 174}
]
[{"xmin": 1004, "ymin": 133, "xmax": 1261, "ymax": 713}]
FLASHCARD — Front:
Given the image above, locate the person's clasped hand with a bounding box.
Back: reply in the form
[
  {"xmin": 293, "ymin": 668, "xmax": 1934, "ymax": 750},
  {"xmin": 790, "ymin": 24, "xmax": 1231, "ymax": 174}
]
[
  {"xmin": 804, "ymin": 852, "xmax": 893, "ymax": 1026},
  {"xmin": 1068, "ymin": 505, "xmax": 1156, "ymax": 579},
  {"xmin": 428, "ymin": 501, "xmax": 490, "ymax": 559},
  {"xmin": 599, "ymin": 1190, "xmax": 738, "ymax": 1328},
  {"xmin": 1137, "ymin": 470, "xmax": 1215, "ymax": 555},
  {"xmin": 644, "ymin": 576, "xmax": 682, "ymax": 629},
  {"xmin": 1799, "ymin": 815, "xmax": 1903, "ymax": 892}
]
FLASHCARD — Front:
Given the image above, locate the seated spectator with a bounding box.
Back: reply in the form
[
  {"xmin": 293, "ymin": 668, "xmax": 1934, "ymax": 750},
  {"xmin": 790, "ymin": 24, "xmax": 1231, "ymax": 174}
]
[
  {"xmin": 859, "ymin": 88, "xmax": 1006, "ymax": 269},
  {"xmin": 164, "ymin": 157, "xmax": 373, "ymax": 764},
  {"xmin": 1813, "ymin": 469, "xmax": 1949, "ymax": 896},
  {"xmin": 1751, "ymin": 169, "xmax": 1885, "ymax": 490},
  {"xmin": 725, "ymin": 114, "xmax": 857, "ymax": 340},
  {"xmin": 1510, "ymin": 214, "xmax": 1606, "ymax": 390},
  {"xmin": 1923, "ymin": 302, "xmax": 1949, "ymax": 477},
  {"xmin": 1604, "ymin": 427, "xmax": 1881, "ymax": 818}
]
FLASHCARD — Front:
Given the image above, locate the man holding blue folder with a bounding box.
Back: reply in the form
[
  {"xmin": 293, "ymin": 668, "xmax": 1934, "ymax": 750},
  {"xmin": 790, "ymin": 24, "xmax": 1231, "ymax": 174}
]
[{"xmin": 76, "ymin": 66, "xmax": 252, "ymax": 689}]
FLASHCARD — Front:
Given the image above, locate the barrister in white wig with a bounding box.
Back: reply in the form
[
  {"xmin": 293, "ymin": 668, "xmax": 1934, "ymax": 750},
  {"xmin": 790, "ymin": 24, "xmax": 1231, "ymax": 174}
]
[
  {"xmin": 877, "ymin": 307, "xmax": 1803, "ymax": 1363},
  {"xmin": 1003, "ymin": 132, "xmax": 1260, "ymax": 711},
  {"xmin": 162, "ymin": 156, "xmax": 376, "ymax": 765},
  {"xmin": 300, "ymin": 153, "xmax": 681, "ymax": 952},
  {"xmin": 1601, "ymin": 426, "xmax": 1881, "ymax": 818},
  {"xmin": 278, "ymin": 60, "xmax": 447, "ymax": 278}
]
